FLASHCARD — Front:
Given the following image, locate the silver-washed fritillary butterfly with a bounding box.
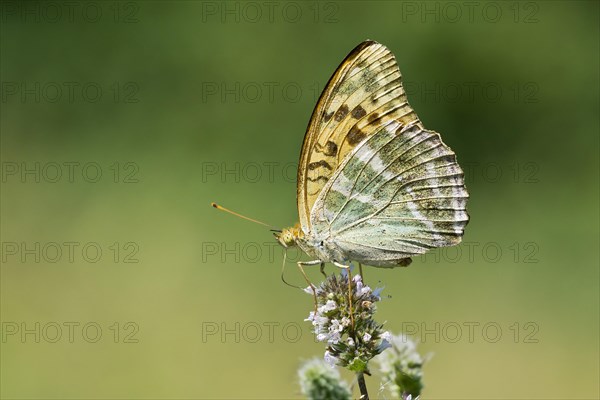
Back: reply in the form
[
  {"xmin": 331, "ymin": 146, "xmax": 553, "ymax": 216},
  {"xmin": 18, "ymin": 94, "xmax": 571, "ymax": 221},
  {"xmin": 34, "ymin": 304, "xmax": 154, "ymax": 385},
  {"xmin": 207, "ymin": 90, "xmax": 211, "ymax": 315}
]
[
  {"xmin": 214, "ymin": 40, "xmax": 469, "ymax": 277},
  {"xmin": 273, "ymin": 40, "xmax": 469, "ymax": 272}
]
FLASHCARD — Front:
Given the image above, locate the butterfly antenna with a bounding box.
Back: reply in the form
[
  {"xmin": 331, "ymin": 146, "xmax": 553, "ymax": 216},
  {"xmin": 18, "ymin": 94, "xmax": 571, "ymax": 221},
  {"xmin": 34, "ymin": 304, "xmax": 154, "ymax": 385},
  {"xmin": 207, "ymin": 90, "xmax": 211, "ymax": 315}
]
[
  {"xmin": 211, "ymin": 202, "xmax": 276, "ymax": 229},
  {"xmin": 280, "ymin": 250, "xmax": 302, "ymax": 289}
]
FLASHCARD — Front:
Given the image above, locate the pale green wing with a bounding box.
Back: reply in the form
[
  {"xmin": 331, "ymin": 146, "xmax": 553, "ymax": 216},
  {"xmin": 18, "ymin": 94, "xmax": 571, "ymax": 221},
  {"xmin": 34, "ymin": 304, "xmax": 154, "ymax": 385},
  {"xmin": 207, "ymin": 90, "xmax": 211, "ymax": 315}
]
[{"xmin": 311, "ymin": 120, "xmax": 469, "ymax": 267}]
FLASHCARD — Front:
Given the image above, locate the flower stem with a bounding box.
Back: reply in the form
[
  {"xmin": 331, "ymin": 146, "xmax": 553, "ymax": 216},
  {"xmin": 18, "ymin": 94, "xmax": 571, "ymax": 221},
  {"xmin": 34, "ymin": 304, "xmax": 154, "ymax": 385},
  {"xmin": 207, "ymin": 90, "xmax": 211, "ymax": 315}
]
[{"xmin": 357, "ymin": 372, "xmax": 369, "ymax": 400}]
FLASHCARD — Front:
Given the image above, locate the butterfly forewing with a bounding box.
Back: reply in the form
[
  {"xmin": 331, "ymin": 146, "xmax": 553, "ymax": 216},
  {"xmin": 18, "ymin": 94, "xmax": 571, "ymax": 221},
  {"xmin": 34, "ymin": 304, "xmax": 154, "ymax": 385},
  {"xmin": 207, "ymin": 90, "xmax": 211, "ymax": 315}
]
[{"xmin": 297, "ymin": 41, "xmax": 420, "ymax": 233}]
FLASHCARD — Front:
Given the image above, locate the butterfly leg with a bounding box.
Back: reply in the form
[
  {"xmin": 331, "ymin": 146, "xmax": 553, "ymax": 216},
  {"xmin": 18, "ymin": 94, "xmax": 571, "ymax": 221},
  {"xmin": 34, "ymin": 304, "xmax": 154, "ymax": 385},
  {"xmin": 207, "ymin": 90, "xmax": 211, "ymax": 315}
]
[
  {"xmin": 333, "ymin": 261, "xmax": 354, "ymax": 329},
  {"xmin": 297, "ymin": 260, "xmax": 322, "ymax": 315},
  {"xmin": 319, "ymin": 262, "xmax": 326, "ymax": 278}
]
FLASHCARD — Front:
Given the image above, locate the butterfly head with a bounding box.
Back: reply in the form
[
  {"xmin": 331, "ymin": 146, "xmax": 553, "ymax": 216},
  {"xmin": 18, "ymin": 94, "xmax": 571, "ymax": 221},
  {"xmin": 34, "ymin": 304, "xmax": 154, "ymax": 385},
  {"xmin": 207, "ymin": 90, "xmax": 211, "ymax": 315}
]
[{"xmin": 273, "ymin": 224, "xmax": 303, "ymax": 248}]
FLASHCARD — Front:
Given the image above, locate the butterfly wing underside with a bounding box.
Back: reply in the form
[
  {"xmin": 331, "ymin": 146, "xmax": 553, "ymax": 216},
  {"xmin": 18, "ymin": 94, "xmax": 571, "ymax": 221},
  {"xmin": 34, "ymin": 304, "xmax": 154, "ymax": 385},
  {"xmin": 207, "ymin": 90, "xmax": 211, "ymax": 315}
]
[
  {"xmin": 297, "ymin": 41, "xmax": 421, "ymax": 233},
  {"xmin": 312, "ymin": 120, "xmax": 469, "ymax": 267}
]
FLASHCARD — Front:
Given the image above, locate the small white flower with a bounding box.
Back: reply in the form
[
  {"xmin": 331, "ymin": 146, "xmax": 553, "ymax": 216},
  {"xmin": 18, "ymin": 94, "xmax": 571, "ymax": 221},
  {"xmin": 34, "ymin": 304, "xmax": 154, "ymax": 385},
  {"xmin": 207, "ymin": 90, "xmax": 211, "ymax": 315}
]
[
  {"xmin": 378, "ymin": 339, "xmax": 392, "ymax": 352},
  {"xmin": 363, "ymin": 332, "xmax": 372, "ymax": 342},
  {"xmin": 329, "ymin": 319, "xmax": 344, "ymax": 333},
  {"xmin": 347, "ymin": 337, "xmax": 355, "ymax": 347},
  {"xmin": 328, "ymin": 330, "xmax": 341, "ymax": 344},
  {"xmin": 324, "ymin": 350, "xmax": 338, "ymax": 367},
  {"xmin": 378, "ymin": 331, "xmax": 393, "ymax": 351},
  {"xmin": 304, "ymin": 311, "xmax": 315, "ymax": 322},
  {"xmin": 303, "ymin": 286, "xmax": 315, "ymax": 294},
  {"xmin": 354, "ymin": 276, "xmax": 363, "ymax": 294},
  {"xmin": 313, "ymin": 315, "xmax": 329, "ymax": 327},
  {"xmin": 316, "ymin": 333, "xmax": 328, "ymax": 342},
  {"xmin": 373, "ymin": 287, "xmax": 384, "ymax": 299},
  {"xmin": 319, "ymin": 299, "xmax": 337, "ymax": 313},
  {"xmin": 359, "ymin": 285, "xmax": 372, "ymax": 295},
  {"xmin": 341, "ymin": 317, "xmax": 351, "ymax": 327}
]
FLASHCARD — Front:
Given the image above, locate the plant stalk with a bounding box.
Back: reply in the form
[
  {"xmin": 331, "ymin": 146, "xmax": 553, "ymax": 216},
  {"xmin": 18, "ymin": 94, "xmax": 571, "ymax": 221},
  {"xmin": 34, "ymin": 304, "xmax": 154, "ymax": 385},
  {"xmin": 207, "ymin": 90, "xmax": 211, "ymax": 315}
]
[{"xmin": 357, "ymin": 372, "xmax": 369, "ymax": 400}]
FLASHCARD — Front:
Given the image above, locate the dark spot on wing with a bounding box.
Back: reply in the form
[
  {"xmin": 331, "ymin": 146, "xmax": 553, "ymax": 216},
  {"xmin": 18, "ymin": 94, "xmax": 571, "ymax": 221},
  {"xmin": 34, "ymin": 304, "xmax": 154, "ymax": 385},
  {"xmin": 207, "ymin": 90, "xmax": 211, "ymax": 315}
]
[
  {"xmin": 308, "ymin": 160, "xmax": 332, "ymax": 170},
  {"xmin": 347, "ymin": 126, "xmax": 367, "ymax": 146},
  {"xmin": 307, "ymin": 176, "xmax": 330, "ymax": 183},
  {"xmin": 323, "ymin": 110, "xmax": 334, "ymax": 122},
  {"xmin": 334, "ymin": 104, "xmax": 349, "ymax": 122},
  {"xmin": 323, "ymin": 141, "xmax": 338, "ymax": 156},
  {"xmin": 367, "ymin": 112, "xmax": 380, "ymax": 123},
  {"xmin": 351, "ymin": 105, "xmax": 367, "ymax": 119}
]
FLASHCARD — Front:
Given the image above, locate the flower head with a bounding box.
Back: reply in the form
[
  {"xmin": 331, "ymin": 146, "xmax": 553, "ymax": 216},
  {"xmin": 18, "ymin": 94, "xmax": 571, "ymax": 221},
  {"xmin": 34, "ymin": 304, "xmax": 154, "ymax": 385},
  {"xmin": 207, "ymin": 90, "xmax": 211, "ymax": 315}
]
[
  {"xmin": 298, "ymin": 358, "xmax": 351, "ymax": 400},
  {"xmin": 375, "ymin": 333, "xmax": 425, "ymax": 399},
  {"xmin": 305, "ymin": 272, "xmax": 388, "ymax": 373}
]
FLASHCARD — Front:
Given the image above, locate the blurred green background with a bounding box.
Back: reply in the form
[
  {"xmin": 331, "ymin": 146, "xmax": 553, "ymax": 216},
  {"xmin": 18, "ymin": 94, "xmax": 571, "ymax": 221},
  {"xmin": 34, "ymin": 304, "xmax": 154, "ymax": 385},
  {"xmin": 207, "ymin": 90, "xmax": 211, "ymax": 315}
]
[{"xmin": 1, "ymin": 1, "xmax": 598, "ymax": 399}]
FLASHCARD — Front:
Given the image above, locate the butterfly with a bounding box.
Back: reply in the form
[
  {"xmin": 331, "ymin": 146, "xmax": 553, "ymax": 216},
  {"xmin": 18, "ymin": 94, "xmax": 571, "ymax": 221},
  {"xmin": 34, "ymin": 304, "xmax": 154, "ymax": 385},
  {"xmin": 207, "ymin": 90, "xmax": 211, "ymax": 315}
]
[{"xmin": 272, "ymin": 40, "xmax": 469, "ymax": 276}]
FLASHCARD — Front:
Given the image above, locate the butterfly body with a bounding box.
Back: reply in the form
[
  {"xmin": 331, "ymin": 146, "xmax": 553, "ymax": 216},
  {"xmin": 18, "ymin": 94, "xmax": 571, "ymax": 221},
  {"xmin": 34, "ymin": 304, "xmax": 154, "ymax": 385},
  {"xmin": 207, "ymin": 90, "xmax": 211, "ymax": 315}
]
[{"xmin": 276, "ymin": 40, "xmax": 469, "ymax": 270}]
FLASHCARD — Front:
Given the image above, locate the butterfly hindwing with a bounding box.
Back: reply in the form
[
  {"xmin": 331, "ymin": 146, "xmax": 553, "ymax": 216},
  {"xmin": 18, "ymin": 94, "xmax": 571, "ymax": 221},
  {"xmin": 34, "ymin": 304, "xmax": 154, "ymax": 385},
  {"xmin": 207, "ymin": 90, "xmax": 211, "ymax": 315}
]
[
  {"xmin": 297, "ymin": 41, "xmax": 420, "ymax": 232},
  {"xmin": 311, "ymin": 120, "xmax": 469, "ymax": 267}
]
